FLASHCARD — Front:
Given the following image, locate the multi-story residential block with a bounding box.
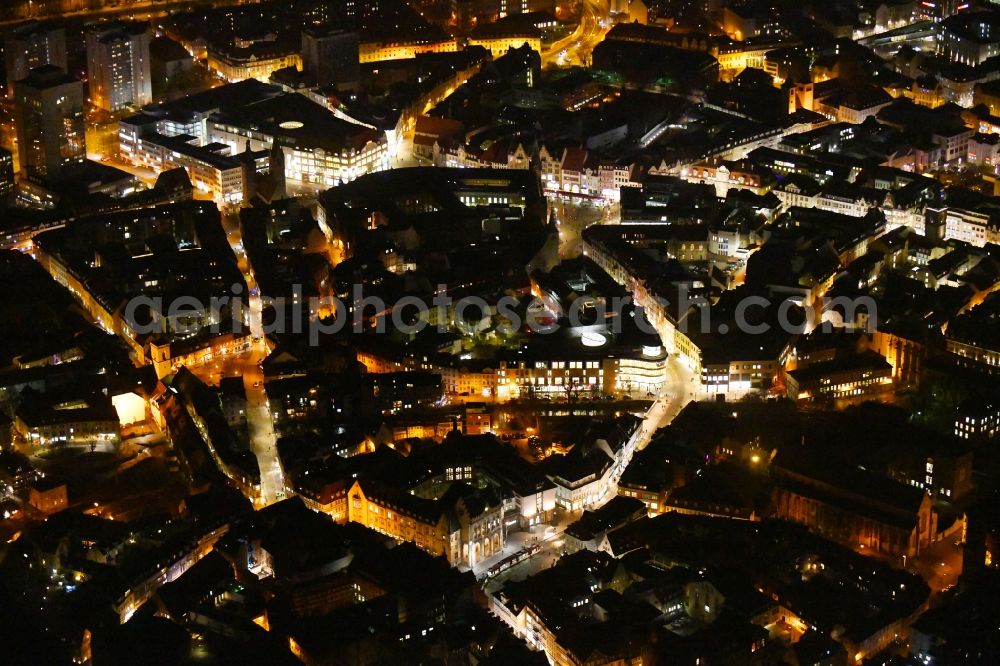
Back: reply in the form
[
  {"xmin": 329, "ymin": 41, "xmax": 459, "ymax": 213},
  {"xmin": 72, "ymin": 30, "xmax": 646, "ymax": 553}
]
[
  {"xmin": 85, "ymin": 21, "xmax": 152, "ymax": 112},
  {"xmin": 537, "ymin": 145, "xmax": 635, "ymax": 201},
  {"xmin": 12, "ymin": 66, "xmax": 86, "ymax": 184},
  {"xmin": 14, "ymin": 393, "xmax": 121, "ymax": 450},
  {"xmin": 954, "ymin": 397, "xmax": 1000, "ymax": 442},
  {"xmin": 3, "ymin": 20, "xmax": 67, "ymax": 96}
]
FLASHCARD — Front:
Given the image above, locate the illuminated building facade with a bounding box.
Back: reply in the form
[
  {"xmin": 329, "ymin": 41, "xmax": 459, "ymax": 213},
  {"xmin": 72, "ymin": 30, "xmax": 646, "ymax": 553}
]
[
  {"xmin": 937, "ymin": 12, "xmax": 1000, "ymax": 66},
  {"xmin": 85, "ymin": 21, "xmax": 152, "ymax": 112},
  {"xmin": 118, "ymin": 119, "xmax": 271, "ymax": 205},
  {"xmin": 12, "ymin": 66, "xmax": 86, "ymax": 184},
  {"xmin": 467, "ymin": 31, "xmax": 542, "ymax": 58},
  {"xmin": 785, "ymin": 352, "xmax": 894, "ymax": 401},
  {"xmin": 147, "ymin": 332, "xmax": 252, "ymax": 379},
  {"xmin": 954, "ymin": 398, "xmax": 1000, "ymax": 442},
  {"xmin": 119, "ymin": 81, "xmax": 385, "ymax": 198},
  {"xmin": 207, "ymin": 46, "xmax": 302, "ymax": 83},
  {"xmin": 344, "ymin": 479, "xmax": 505, "ymax": 568},
  {"xmin": 3, "ymin": 20, "xmax": 67, "ymax": 96},
  {"xmin": 207, "ymin": 93, "xmax": 388, "ymax": 189},
  {"xmin": 497, "ymin": 350, "xmax": 666, "ymax": 398},
  {"xmin": 14, "ymin": 396, "xmax": 120, "ymax": 450},
  {"xmin": 356, "ymin": 345, "xmax": 665, "ymax": 402},
  {"xmin": 358, "ymin": 37, "xmax": 458, "ymax": 63}
]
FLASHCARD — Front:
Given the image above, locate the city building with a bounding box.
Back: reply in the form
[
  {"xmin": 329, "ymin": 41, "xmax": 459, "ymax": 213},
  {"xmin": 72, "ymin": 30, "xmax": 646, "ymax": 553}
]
[
  {"xmin": 14, "ymin": 392, "xmax": 121, "ymax": 450},
  {"xmin": 12, "ymin": 65, "xmax": 86, "ymax": 184},
  {"xmin": 546, "ymin": 415, "xmax": 643, "ymax": 511},
  {"xmin": 118, "ymin": 116, "xmax": 273, "ymax": 205},
  {"xmin": 9, "ymin": 1, "xmax": 1000, "ymax": 661},
  {"xmin": 207, "ymin": 41, "xmax": 302, "ymax": 83},
  {"xmin": 207, "ymin": 92, "xmax": 387, "ymax": 189},
  {"xmin": 120, "ymin": 80, "xmax": 386, "ymax": 199},
  {"xmin": 0, "ymin": 147, "xmax": 14, "ymax": 204},
  {"xmin": 85, "ymin": 21, "xmax": 153, "ymax": 112},
  {"xmin": 786, "ymin": 352, "xmax": 894, "ymax": 402},
  {"xmin": 937, "ymin": 11, "xmax": 1000, "ymax": 66},
  {"xmin": 28, "ymin": 479, "xmax": 68, "ymax": 514},
  {"xmin": 945, "ymin": 291, "xmax": 1000, "ymax": 373},
  {"xmin": 954, "ymin": 397, "xmax": 1000, "ymax": 442},
  {"xmin": 31, "ymin": 200, "xmax": 246, "ymax": 371},
  {"xmin": 358, "ymin": 35, "xmax": 458, "ymax": 63},
  {"xmin": 3, "ymin": 20, "xmax": 67, "ymax": 96},
  {"xmin": 467, "ymin": 23, "xmax": 542, "ymax": 58},
  {"xmin": 149, "ymin": 36, "xmax": 194, "ymax": 94},
  {"xmin": 771, "ymin": 451, "xmax": 937, "ymax": 560},
  {"xmin": 344, "ymin": 479, "xmax": 505, "ymax": 568},
  {"xmin": 301, "ymin": 27, "xmax": 359, "ymax": 88}
]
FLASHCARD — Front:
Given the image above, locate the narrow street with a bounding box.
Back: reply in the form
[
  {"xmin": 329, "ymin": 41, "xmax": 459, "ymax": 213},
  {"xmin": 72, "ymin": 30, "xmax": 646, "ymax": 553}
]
[{"xmin": 222, "ymin": 211, "xmax": 286, "ymax": 507}]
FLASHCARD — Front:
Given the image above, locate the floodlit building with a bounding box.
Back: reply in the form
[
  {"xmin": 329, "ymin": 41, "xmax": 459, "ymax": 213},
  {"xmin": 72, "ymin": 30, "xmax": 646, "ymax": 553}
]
[
  {"xmin": 208, "ymin": 42, "xmax": 302, "ymax": 83},
  {"xmin": 208, "ymin": 93, "xmax": 387, "ymax": 189},
  {"xmin": 467, "ymin": 23, "xmax": 542, "ymax": 58},
  {"xmin": 344, "ymin": 479, "xmax": 505, "ymax": 568},
  {"xmin": 120, "ymin": 81, "xmax": 386, "ymax": 199},
  {"xmin": 358, "ymin": 35, "xmax": 458, "ymax": 63}
]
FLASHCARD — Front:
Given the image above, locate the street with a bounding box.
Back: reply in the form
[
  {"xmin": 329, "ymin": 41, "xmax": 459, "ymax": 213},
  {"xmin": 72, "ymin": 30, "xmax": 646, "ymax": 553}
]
[
  {"xmin": 910, "ymin": 537, "xmax": 963, "ymax": 594},
  {"xmin": 551, "ymin": 198, "xmax": 615, "ymax": 259},
  {"xmin": 0, "ymin": 0, "xmax": 258, "ymax": 26},
  {"xmin": 480, "ymin": 510, "xmax": 581, "ymax": 591},
  {"xmin": 185, "ymin": 212, "xmax": 287, "ymax": 507},
  {"xmin": 541, "ymin": 0, "xmax": 610, "ymax": 68}
]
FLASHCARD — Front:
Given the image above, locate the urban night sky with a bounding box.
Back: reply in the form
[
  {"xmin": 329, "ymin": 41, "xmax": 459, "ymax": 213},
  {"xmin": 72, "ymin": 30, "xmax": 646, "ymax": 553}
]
[{"xmin": 0, "ymin": 0, "xmax": 999, "ymax": 664}]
